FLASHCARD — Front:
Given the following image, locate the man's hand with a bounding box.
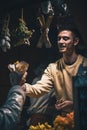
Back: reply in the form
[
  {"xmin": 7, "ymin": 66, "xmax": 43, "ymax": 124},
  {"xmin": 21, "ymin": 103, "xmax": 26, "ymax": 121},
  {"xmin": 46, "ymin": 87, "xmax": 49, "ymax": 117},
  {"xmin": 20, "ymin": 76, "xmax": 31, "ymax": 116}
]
[
  {"xmin": 19, "ymin": 71, "xmax": 27, "ymax": 85},
  {"xmin": 55, "ymin": 100, "xmax": 73, "ymax": 110}
]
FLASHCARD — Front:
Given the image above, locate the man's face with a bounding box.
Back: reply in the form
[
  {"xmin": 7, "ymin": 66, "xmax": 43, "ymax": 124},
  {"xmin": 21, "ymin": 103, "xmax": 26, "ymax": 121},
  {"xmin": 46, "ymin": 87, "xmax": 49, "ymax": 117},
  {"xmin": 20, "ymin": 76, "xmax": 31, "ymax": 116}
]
[{"xmin": 57, "ymin": 30, "xmax": 77, "ymax": 54}]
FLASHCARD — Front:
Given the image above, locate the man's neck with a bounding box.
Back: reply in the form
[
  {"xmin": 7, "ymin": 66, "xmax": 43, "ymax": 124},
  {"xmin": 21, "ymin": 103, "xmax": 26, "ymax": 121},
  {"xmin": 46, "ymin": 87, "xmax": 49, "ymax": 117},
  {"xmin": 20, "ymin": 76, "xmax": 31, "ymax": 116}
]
[{"xmin": 63, "ymin": 53, "xmax": 78, "ymax": 65}]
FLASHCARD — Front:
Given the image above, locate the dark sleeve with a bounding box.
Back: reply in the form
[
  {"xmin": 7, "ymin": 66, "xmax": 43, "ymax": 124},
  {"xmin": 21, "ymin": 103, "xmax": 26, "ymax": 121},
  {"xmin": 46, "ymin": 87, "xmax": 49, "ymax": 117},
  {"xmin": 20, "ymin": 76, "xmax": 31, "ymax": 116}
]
[{"xmin": 0, "ymin": 85, "xmax": 26, "ymax": 130}]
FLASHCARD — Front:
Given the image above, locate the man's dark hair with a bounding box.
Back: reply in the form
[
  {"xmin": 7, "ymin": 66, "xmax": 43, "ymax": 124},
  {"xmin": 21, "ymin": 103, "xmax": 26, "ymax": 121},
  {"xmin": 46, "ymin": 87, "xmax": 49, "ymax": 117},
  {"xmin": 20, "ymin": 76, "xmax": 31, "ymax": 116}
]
[
  {"xmin": 58, "ymin": 23, "xmax": 81, "ymax": 38},
  {"xmin": 57, "ymin": 16, "xmax": 86, "ymax": 55}
]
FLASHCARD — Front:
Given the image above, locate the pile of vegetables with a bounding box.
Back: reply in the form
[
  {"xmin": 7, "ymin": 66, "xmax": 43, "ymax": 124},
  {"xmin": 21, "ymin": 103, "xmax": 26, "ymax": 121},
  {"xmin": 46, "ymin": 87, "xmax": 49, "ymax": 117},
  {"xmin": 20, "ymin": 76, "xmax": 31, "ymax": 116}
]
[{"xmin": 29, "ymin": 112, "xmax": 74, "ymax": 130}]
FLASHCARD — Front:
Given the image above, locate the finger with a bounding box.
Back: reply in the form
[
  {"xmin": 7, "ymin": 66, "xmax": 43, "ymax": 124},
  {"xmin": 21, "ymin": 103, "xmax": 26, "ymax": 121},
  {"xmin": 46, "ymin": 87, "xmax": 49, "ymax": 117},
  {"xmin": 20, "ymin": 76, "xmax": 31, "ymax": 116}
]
[
  {"xmin": 20, "ymin": 79, "xmax": 26, "ymax": 86},
  {"xmin": 55, "ymin": 104, "xmax": 63, "ymax": 110},
  {"xmin": 55, "ymin": 102, "xmax": 66, "ymax": 110},
  {"xmin": 22, "ymin": 72, "xmax": 28, "ymax": 79},
  {"xmin": 20, "ymin": 72, "xmax": 28, "ymax": 85}
]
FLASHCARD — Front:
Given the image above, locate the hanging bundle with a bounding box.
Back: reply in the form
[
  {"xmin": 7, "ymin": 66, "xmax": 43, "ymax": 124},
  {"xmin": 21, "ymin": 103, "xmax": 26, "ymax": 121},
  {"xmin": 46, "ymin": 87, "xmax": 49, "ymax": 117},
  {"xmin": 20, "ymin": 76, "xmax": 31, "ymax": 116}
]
[
  {"xmin": 36, "ymin": 0, "xmax": 54, "ymax": 48},
  {"xmin": 14, "ymin": 8, "xmax": 34, "ymax": 47},
  {"xmin": 0, "ymin": 14, "xmax": 11, "ymax": 52}
]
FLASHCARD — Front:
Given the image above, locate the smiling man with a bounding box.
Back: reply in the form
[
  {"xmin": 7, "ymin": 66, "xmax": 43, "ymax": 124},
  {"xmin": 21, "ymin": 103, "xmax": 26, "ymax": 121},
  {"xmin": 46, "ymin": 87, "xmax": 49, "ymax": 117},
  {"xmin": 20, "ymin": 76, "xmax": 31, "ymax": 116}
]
[{"xmin": 15, "ymin": 24, "xmax": 87, "ymax": 116}]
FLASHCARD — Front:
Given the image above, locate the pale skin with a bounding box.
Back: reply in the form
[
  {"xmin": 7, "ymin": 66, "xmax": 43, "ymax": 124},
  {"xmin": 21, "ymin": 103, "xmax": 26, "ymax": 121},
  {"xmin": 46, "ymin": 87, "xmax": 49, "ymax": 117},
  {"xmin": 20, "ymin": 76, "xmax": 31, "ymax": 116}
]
[{"xmin": 55, "ymin": 30, "xmax": 79, "ymax": 110}]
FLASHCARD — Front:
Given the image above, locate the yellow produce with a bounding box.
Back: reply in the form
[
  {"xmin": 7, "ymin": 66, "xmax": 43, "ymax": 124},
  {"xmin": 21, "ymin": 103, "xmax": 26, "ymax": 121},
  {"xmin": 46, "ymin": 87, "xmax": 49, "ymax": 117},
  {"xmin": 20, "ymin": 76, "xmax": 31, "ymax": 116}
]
[{"xmin": 29, "ymin": 112, "xmax": 74, "ymax": 130}]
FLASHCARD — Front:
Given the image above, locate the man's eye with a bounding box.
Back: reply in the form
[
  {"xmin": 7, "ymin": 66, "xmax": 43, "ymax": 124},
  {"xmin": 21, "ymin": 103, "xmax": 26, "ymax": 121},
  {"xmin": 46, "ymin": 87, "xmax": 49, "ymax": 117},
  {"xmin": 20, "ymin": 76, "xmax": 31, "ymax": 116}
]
[
  {"xmin": 63, "ymin": 37, "xmax": 69, "ymax": 41},
  {"xmin": 57, "ymin": 36, "xmax": 69, "ymax": 41}
]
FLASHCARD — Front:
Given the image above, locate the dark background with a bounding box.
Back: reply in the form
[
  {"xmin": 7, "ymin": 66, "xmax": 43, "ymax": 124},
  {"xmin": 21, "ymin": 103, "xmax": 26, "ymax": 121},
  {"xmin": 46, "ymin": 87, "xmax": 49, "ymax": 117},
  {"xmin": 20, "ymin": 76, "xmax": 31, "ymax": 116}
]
[
  {"xmin": 0, "ymin": 0, "xmax": 60, "ymax": 105},
  {"xmin": 0, "ymin": 0, "xmax": 87, "ymax": 129}
]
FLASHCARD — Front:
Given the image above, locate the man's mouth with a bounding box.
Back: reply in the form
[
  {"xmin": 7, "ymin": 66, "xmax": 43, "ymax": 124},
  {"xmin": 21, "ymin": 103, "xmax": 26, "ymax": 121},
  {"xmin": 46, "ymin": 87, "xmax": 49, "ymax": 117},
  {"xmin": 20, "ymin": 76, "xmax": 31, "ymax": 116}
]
[{"xmin": 58, "ymin": 44, "xmax": 66, "ymax": 49}]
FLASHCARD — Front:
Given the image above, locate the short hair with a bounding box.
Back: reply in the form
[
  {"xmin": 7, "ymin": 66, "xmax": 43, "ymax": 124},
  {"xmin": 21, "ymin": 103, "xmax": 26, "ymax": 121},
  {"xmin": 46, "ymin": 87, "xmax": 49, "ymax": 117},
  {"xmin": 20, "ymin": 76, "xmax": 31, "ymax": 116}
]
[{"xmin": 58, "ymin": 23, "xmax": 81, "ymax": 38}]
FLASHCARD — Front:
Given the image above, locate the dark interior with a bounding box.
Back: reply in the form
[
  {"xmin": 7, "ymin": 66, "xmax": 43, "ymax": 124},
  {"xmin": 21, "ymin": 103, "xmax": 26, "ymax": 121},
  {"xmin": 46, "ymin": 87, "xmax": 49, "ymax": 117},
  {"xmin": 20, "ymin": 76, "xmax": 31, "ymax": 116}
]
[{"xmin": 0, "ymin": 0, "xmax": 87, "ymax": 129}]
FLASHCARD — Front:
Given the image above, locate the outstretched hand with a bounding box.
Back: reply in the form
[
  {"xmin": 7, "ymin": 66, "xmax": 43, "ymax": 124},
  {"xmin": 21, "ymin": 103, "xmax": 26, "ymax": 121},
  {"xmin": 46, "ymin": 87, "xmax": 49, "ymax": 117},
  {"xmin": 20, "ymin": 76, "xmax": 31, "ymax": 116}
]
[{"xmin": 19, "ymin": 71, "xmax": 28, "ymax": 85}]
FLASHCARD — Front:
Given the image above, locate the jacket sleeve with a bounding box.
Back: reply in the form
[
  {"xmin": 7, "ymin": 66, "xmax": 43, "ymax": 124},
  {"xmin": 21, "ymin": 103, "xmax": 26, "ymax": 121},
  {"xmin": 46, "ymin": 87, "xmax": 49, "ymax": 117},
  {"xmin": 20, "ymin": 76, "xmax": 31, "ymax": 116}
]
[
  {"xmin": 25, "ymin": 63, "xmax": 54, "ymax": 98},
  {"xmin": 0, "ymin": 85, "xmax": 26, "ymax": 130}
]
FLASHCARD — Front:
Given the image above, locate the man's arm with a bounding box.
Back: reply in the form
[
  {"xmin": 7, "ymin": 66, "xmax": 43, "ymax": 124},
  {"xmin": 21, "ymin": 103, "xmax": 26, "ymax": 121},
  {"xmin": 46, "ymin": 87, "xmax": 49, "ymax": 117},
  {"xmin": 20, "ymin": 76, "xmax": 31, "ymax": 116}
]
[{"xmin": 0, "ymin": 85, "xmax": 26, "ymax": 130}]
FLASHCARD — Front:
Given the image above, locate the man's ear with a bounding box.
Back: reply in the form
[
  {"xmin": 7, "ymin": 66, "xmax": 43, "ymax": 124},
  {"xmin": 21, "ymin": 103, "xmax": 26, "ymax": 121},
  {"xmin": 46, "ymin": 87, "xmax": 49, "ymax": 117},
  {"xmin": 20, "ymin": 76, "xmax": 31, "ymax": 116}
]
[{"xmin": 74, "ymin": 37, "xmax": 79, "ymax": 46}]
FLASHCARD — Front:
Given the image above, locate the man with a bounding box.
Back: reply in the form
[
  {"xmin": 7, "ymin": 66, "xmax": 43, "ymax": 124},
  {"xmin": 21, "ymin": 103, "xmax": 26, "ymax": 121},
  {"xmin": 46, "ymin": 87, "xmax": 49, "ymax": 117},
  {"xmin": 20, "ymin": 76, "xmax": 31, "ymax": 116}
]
[
  {"xmin": 0, "ymin": 72, "xmax": 27, "ymax": 130},
  {"xmin": 22, "ymin": 24, "xmax": 87, "ymax": 115}
]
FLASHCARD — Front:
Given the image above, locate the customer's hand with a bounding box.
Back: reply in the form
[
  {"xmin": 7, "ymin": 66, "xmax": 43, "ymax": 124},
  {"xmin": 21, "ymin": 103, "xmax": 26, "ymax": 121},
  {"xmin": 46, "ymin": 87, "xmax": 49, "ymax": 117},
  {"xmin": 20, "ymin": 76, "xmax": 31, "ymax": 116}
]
[
  {"xmin": 55, "ymin": 100, "xmax": 73, "ymax": 110},
  {"xmin": 9, "ymin": 71, "xmax": 27, "ymax": 86},
  {"xmin": 20, "ymin": 71, "xmax": 27, "ymax": 85}
]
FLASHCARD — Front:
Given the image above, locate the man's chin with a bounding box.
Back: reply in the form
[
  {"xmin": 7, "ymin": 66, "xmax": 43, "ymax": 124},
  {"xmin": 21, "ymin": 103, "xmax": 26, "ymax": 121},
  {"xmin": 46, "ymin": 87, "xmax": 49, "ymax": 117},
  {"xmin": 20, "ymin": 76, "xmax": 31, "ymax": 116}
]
[{"xmin": 59, "ymin": 49, "xmax": 66, "ymax": 53}]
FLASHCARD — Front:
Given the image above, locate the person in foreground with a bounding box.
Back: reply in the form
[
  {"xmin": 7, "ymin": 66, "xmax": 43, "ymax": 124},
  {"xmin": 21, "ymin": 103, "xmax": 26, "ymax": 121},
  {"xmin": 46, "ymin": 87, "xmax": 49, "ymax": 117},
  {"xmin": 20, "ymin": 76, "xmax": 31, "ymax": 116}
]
[
  {"xmin": 22, "ymin": 24, "xmax": 87, "ymax": 116},
  {"xmin": 0, "ymin": 72, "xmax": 27, "ymax": 130}
]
